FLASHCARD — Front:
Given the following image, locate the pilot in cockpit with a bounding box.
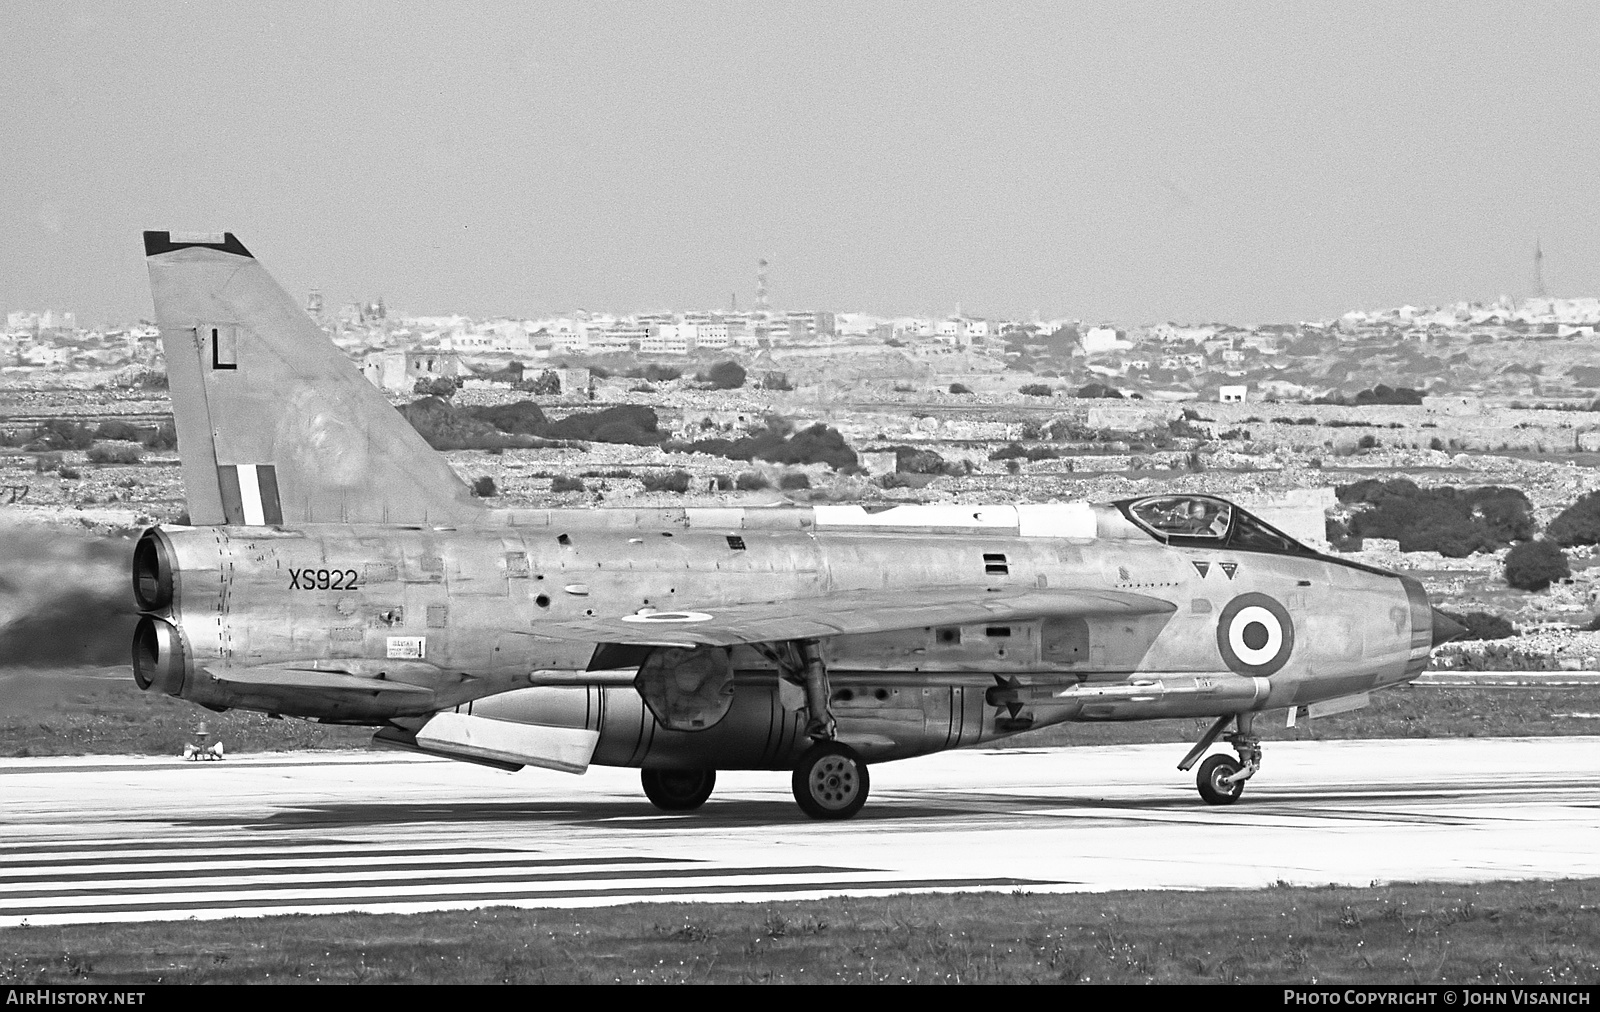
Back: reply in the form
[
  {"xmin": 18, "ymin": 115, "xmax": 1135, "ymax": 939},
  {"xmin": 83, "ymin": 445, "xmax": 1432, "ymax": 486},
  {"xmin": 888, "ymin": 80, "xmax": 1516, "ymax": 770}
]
[{"xmin": 1183, "ymin": 499, "xmax": 1230, "ymax": 538}]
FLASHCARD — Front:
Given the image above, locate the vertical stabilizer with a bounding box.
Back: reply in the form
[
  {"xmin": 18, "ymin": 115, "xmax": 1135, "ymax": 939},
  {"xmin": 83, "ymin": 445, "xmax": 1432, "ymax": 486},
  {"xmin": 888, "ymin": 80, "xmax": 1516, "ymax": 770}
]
[{"xmin": 144, "ymin": 231, "xmax": 483, "ymax": 525}]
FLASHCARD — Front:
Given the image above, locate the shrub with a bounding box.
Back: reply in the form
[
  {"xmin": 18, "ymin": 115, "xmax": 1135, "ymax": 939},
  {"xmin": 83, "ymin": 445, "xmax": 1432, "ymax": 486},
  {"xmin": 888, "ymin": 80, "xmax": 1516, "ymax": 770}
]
[
  {"xmin": 712, "ymin": 474, "xmax": 734, "ymax": 491},
  {"xmin": 640, "ymin": 469, "xmax": 691, "ymax": 493},
  {"xmin": 94, "ymin": 420, "xmax": 142, "ymax": 442},
  {"xmin": 544, "ymin": 404, "xmax": 665, "ymax": 444},
  {"xmin": 467, "ymin": 400, "xmax": 549, "ymax": 436},
  {"xmin": 86, "ymin": 441, "xmax": 143, "ymax": 464},
  {"xmin": 514, "ymin": 370, "xmax": 561, "ymax": 395},
  {"xmin": 142, "ymin": 421, "xmax": 178, "ymax": 450},
  {"xmin": 679, "ymin": 420, "xmax": 856, "ymax": 471},
  {"xmin": 401, "ymin": 397, "xmax": 515, "ymax": 450},
  {"xmin": 33, "ymin": 452, "xmax": 65, "ymax": 473},
  {"xmin": 1547, "ymin": 491, "xmax": 1600, "ymax": 547},
  {"xmin": 881, "ymin": 445, "xmax": 973, "ymax": 476},
  {"xmin": 702, "ymin": 361, "xmax": 747, "ymax": 390},
  {"xmin": 1504, "ymin": 540, "xmax": 1569, "ymax": 591},
  {"xmin": 1438, "ymin": 610, "xmax": 1514, "ymax": 641},
  {"xmin": 413, "ymin": 375, "xmax": 459, "ymax": 398},
  {"xmin": 28, "ymin": 420, "xmax": 94, "ymax": 451},
  {"xmin": 550, "ymin": 475, "xmax": 586, "ymax": 493},
  {"xmin": 1018, "ymin": 383, "xmax": 1053, "ymax": 397},
  {"xmin": 57, "ymin": 466, "xmax": 81, "ymax": 480},
  {"xmin": 1358, "ymin": 434, "xmax": 1379, "ymax": 449},
  {"xmin": 765, "ymin": 423, "xmax": 856, "ymax": 470},
  {"xmin": 734, "ymin": 471, "xmax": 771, "ymax": 491},
  {"xmin": 1326, "ymin": 516, "xmax": 1361, "ymax": 551},
  {"xmin": 948, "ymin": 383, "xmax": 972, "ymax": 394},
  {"xmin": 1351, "ymin": 384, "xmax": 1424, "ymax": 405},
  {"xmin": 1336, "ymin": 479, "xmax": 1534, "ymax": 557},
  {"xmin": 471, "ymin": 476, "xmax": 498, "ymax": 497},
  {"xmin": 1429, "ymin": 437, "xmax": 1445, "ymax": 451},
  {"xmin": 1075, "ymin": 382, "xmax": 1122, "ymax": 399},
  {"xmin": 758, "ymin": 372, "xmax": 793, "ymax": 391},
  {"xmin": 778, "ymin": 472, "xmax": 811, "ymax": 490}
]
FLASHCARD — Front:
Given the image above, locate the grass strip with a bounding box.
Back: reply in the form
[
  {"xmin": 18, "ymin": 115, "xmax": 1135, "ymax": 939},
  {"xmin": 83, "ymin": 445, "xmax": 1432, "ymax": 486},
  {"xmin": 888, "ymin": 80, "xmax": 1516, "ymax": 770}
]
[{"xmin": 2, "ymin": 879, "xmax": 1596, "ymax": 984}]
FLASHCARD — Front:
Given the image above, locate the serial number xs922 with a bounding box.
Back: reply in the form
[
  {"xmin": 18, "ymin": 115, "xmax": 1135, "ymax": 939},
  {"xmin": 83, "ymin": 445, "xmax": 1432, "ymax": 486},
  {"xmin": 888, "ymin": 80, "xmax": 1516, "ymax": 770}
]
[{"xmin": 289, "ymin": 568, "xmax": 362, "ymax": 591}]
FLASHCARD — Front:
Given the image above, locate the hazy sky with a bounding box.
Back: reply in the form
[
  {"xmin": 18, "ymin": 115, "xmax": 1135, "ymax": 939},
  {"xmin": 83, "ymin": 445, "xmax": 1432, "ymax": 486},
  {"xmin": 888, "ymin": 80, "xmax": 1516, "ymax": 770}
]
[{"xmin": 4, "ymin": 2, "xmax": 1599, "ymax": 326}]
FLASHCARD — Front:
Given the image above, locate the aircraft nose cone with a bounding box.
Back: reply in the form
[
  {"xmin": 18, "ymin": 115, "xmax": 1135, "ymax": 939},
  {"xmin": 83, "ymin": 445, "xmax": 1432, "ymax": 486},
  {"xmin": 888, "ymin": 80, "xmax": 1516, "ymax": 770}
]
[{"xmin": 1431, "ymin": 608, "xmax": 1467, "ymax": 647}]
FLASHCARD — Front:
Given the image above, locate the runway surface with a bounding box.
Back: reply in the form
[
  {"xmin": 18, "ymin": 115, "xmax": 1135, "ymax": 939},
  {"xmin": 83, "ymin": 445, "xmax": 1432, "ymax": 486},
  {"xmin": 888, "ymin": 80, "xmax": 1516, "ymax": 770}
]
[{"xmin": 3, "ymin": 737, "xmax": 1598, "ymax": 926}]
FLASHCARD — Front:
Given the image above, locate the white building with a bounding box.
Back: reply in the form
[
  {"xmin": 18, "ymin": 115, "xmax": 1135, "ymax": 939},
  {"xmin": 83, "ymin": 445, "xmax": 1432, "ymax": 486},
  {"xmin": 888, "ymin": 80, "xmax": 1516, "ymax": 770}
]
[{"xmin": 1082, "ymin": 326, "xmax": 1130, "ymax": 354}]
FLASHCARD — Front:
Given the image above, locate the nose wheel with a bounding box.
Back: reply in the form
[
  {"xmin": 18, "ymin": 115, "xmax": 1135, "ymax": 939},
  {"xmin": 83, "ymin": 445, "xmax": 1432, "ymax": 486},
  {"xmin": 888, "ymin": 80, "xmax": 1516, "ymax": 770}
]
[
  {"xmin": 1196, "ymin": 754, "xmax": 1245, "ymax": 805},
  {"xmin": 1179, "ymin": 713, "xmax": 1262, "ymax": 805},
  {"xmin": 792, "ymin": 741, "xmax": 869, "ymax": 819}
]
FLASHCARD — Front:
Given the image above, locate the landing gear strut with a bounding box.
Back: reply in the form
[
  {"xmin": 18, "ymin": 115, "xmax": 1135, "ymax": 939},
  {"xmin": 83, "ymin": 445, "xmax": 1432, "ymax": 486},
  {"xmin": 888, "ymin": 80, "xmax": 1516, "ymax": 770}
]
[
  {"xmin": 795, "ymin": 639, "xmax": 836, "ymax": 740},
  {"xmin": 762, "ymin": 638, "xmax": 837, "ymax": 740},
  {"xmin": 1178, "ymin": 713, "xmax": 1262, "ymax": 805}
]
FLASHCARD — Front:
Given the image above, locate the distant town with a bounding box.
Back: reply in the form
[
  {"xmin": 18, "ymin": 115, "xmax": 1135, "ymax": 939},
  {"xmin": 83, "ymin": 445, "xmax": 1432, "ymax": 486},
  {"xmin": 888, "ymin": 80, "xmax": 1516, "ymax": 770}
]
[{"xmin": 8, "ymin": 291, "xmax": 1600, "ymax": 405}]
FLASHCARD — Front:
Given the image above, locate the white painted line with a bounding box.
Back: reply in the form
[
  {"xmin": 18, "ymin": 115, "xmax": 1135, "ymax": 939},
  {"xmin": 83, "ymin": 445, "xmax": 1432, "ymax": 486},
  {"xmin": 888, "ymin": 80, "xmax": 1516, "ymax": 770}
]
[{"xmin": 236, "ymin": 463, "xmax": 265, "ymax": 525}]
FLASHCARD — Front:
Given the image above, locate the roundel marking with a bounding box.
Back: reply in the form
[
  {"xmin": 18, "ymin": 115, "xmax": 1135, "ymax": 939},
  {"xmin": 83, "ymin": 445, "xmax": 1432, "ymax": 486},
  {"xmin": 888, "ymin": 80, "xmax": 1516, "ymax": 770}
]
[
  {"xmin": 620, "ymin": 611, "xmax": 715, "ymax": 624},
  {"xmin": 1216, "ymin": 593, "xmax": 1294, "ymax": 676}
]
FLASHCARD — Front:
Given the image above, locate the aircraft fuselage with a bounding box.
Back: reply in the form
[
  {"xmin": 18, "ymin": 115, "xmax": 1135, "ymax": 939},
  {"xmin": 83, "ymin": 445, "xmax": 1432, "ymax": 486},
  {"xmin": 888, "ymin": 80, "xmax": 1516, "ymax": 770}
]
[{"xmin": 133, "ymin": 504, "xmax": 1432, "ymax": 769}]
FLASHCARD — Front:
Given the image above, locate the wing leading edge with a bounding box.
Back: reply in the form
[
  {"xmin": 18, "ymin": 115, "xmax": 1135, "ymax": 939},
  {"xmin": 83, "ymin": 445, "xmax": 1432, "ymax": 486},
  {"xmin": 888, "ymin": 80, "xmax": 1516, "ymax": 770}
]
[{"xmin": 525, "ymin": 586, "xmax": 1177, "ymax": 648}]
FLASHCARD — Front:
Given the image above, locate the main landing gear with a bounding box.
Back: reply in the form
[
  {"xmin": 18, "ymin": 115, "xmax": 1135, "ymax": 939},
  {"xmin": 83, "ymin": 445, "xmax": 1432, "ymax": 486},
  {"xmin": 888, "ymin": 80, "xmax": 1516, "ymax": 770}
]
[
  {"xmin": 1178, "ymin": 713, "xmax": 1262, "ymax": 805},
  {"xmin": 639, "ymin": 639, "xmax": 873, "ymax": 819},
  {"xmin": 785, "ymin": 640, "xmax": 871, "ymax": 819},
  {"xmin": 641, "ymin": 769, "xmax": 716, "ymax": 811},
  {"xmin": 792, "ymin": 741, "xmax": 870, "ymax": 820}
]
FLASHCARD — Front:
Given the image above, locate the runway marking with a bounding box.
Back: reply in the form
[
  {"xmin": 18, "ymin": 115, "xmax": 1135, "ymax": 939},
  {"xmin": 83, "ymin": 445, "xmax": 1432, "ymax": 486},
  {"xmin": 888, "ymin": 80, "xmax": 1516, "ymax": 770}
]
[
  {"xmin": 0, "ymin": 837, "xmax": 1061, "ymax": 927},
  {"xmin": 0, "ymin": 758, "xmax": 436, "ymax": 777},
  {"xmin": 4, "ymin": 741, "xmax": 1596, "ymax": 925},
  {"xmin": 0, "ymin": 842, "xmax": 517, "ymax": 865}
]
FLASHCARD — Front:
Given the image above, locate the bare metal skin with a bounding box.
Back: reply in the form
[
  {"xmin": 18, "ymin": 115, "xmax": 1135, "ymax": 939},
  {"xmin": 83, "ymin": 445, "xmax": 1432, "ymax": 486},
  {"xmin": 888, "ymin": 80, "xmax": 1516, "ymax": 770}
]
[{"xmin": 131, "ymin": 232, "xmax": 1462, "ymax": 819}]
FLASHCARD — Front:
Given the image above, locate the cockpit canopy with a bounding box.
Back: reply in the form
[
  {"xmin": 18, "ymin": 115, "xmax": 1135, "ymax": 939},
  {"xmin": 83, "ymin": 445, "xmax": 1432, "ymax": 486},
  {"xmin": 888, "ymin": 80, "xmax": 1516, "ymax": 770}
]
[{"xmin": 1118, "ymin": 494, "xmax": 1314, "ymax": 556}]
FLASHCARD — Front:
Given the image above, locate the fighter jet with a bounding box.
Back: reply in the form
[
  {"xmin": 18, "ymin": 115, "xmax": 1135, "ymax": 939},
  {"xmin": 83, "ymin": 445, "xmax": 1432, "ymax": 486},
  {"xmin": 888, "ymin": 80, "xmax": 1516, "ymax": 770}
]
[{"xmin": 130, "ymin": 232, "xmax": 1464, "ymax": 818}]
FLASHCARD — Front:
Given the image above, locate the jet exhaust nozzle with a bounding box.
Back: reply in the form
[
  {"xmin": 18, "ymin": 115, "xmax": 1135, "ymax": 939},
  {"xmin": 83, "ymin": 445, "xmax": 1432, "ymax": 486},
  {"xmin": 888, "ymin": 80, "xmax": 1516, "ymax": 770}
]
[
  {"xmin": 132, "ymin": 616, "xmax": 187, "ymax": 695},
  {"xmin": 132, "ymin": 527, "xmax": 174, "ymax": 612}
]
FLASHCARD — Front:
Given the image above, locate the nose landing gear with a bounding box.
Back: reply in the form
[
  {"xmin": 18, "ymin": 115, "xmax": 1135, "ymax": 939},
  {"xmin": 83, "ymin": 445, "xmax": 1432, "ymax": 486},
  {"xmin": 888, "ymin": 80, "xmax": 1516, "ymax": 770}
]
[{"xmin": 1179, "ymin": 713, "xmax": 1262, "ymax": 805}]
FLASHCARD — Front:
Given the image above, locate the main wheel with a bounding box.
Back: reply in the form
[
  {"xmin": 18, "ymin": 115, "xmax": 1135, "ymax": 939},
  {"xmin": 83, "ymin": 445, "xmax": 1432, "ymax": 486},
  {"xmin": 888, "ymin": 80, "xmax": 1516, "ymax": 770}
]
[
  {"xmin": 1197, "ymin": 754, "xmax": 1245, "ymax": 805},
  {"xmin": 792, "ymin": 742, "xmax": 870, "ymax": 820},
  {"xmin": 641, "ymin": 768, "xmax": 716, "ymax": 811}
]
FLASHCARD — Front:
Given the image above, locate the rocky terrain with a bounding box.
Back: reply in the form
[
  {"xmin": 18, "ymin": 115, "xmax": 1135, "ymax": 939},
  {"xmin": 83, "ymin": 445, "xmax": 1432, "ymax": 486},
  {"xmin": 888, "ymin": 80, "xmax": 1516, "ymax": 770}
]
[{"xmin": 7, "ymin": 367, "xmax": 1600, "ymax": 674}]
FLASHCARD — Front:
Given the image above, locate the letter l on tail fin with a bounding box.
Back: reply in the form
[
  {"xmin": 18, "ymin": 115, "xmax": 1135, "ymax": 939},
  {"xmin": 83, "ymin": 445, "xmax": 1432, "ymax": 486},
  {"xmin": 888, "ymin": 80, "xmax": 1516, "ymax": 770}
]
[{"xmin": 144, "ymin": 231, "xmax": 483, "ymax": 525}]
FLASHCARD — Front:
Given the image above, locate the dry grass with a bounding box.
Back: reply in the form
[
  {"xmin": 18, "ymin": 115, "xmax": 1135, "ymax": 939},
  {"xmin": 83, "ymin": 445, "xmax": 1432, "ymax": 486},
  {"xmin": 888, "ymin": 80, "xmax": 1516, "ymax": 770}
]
[
  {"xmin": 1008, "ymin": 683, "xmax": 1600, "ymax": 748},
  {"xmin": 0, "ymin": 668, "xmax": 371, "ymax": 757},
  {"xmin": 2, "ymin": 880, "xmax": 1596, "ymax": 984},
  {"xmin": 5, "ymin": 668, "xmax": 1600, "ymax": 758}
]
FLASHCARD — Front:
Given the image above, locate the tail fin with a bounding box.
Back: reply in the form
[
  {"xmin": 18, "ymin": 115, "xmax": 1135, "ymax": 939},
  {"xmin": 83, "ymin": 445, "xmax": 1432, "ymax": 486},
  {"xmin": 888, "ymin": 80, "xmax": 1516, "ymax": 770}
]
[{"xmin": 144, "ymin": 231, "xmax": 483, "ymax": 525}]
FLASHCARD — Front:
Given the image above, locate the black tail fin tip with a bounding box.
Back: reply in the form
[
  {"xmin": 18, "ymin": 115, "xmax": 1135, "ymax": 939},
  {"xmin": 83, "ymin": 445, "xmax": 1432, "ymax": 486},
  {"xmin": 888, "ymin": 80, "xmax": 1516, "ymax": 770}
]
[{"xmin": 144, "ymin": 231, "xmax": 253, "ymax": 259}]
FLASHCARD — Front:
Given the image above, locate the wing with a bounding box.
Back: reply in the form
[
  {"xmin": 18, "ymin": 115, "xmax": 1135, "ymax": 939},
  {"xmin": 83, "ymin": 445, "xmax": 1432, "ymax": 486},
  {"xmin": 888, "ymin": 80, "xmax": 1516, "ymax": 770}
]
[{"xmin": 526, "ymin": 586, "xmax": 1176, "ymax": 648}]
